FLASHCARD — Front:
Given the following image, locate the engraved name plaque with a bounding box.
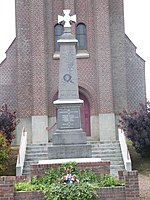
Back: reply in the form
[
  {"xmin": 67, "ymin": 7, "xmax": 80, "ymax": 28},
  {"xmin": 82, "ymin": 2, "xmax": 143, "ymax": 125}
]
[{"xmin": 57, "ymin": 108, "xmax": 81, "ymax": 129}]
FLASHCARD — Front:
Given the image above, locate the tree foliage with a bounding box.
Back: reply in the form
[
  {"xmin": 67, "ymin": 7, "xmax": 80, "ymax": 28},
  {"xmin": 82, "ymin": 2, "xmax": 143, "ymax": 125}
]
[
  {"xmin": 0, "ymin": 131, "xmax": 10, "ymax": 171},
  {"xmin": 0, "ymin": 103, "xmax": 19, "ymax": 172},
  {"xmin": 0, "ymin": 103, "xmax": 19, "ymax": 144},
  {"xmin": 119, "ymin": 101, "xmax": 150, "ymax": 157}
]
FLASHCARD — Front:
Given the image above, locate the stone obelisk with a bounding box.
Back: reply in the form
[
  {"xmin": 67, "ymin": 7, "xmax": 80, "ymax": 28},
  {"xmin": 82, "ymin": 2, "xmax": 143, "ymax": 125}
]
[{"xmin": 48, "ymin": 10, "xmax": 91, "ymax": 159}]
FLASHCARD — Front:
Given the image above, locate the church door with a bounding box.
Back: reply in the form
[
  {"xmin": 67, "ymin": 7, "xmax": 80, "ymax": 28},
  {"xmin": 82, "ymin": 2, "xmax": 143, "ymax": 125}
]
[{"xmin": 80, "ymin": 93, "xmax": 91, "ymax": 136}]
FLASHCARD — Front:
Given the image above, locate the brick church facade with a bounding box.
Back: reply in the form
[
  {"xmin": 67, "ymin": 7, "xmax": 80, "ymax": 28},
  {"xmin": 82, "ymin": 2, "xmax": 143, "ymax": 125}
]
[{"xmin": 0, "ymin": 0, "xmax": 146, "ymax": 144}]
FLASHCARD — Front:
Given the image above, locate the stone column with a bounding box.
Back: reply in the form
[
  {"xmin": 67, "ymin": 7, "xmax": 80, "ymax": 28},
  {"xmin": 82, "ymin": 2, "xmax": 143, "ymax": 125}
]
[
  {"xmin": 109, "ymin": 0, "xmax": 128, "ymax": 140},
  {"xmin": 109, "ymin": 0, "xmax": 128, "ymax": 113},
  {"xmin": 15, "ymin": 0, "xmax": 32, "ymax": 144},
  {"xmin": 30, "ymin": 0, "xmax": 48, "ymax": 143},
  {"xmin": 94, "ymin": 0, "xmax": 116, "ymax": 141}
]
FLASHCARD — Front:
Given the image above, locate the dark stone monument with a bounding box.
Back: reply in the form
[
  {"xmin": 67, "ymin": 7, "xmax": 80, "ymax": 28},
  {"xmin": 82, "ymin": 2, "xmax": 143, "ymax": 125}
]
[{"xmin": 48, "ymin": 10, "xmax": 91, "ymax": 159}]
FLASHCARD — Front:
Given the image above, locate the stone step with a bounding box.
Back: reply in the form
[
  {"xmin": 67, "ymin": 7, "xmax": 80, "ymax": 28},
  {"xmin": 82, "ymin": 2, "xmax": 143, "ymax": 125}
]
[
  {"xmin": 89, "ymin": 142, "xmax": 120, "ymax": 146},
  {"xmin": 27, "ymin": 143, "xmax": 52, "ymax": 147},
  {"xmin": 25, "ymin": 151, "xmax": 48, "ymax": 156},
  {"xmin": 90, "ymin": 142, "xmax": 120, "ymax": 145},
  {"xmin": 26, "ymin": 144, "xmax": 52, "ymax": 150},
  {"xmin": 25, "ymin": 156, "xmax": 48, "ymax": 161},
  {"xmin": 24, "ymin": 161, "xmax": 37, "ymax": 168},
  {"xmin": 23, "ymin": 161, "xmax": 37, "ymax": 175},
  {"xmin": 88, "ymin": 140, "xmax": 120, "ymax": 144},
  {"xmin": 91, "ymin": 144, "xmax": 120, "ymax": 148},
  {"xmin": 91, "ymin": 145, "xmax": 120, "ymax": 149},
  {"xmin": 110, "ymin": 165, "xmax": 124, "ymax": 170},
  {"xmin": 92, "ymin": 153, "xmax": 122, "ymax": 159},
  {"xmin": 26, "ymin": 147, "xmax": 48, "ymax": 152},
  {"xmin": 26, "ymin": 150, "xmax": 48, "ymax": 154},
  {"xmin": 26, "ymin": 147, "xmax": 49, "ymax": 152},
  {"xmin": 23, "ymin": 169, "xmax": 31, "ymax": 175},
  {"xmin": 102, "ymin": 160, "xmax": 124, "ymax": 165},
  {"xmin": 93, "ymin": 157, "xmax": 122, "ymax": 162},
  {"xmin": 22, "ymin": 141, "xmax": 125, "ymax": 177},
  {"xmin": 92, "ymin": 145, "xmax": 121, "ymax": 151},
  {"xmin": 92, "ymin": 149, "xmax": 120, "ymax": 156},
  {"xmin": 91, "ymin": 147, "xmax": 121, "ymax": 151}
]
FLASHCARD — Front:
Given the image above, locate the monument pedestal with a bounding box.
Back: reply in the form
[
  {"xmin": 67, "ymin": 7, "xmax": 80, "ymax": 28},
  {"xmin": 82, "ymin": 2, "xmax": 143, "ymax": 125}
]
[
  {"xmin": 52, "ymin": 129, "xmax": 87, "ymax": 145},
  {"xmin": 48, "ymin": 144, "xmax": 92, "ymax": 159},
  {"xmin": 51, "ymin": 99, "xmax": 92, "ymax": 158},
  {"xmin": 53, "ymin": 99, "xmax": 87, "ymax": 145}
]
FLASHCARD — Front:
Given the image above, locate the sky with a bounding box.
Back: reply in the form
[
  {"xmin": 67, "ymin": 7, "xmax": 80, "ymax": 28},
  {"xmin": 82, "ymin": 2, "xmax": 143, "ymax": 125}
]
[{"xmin": 0, "ymin": 0, "xmax": 150, "ymax": 99}]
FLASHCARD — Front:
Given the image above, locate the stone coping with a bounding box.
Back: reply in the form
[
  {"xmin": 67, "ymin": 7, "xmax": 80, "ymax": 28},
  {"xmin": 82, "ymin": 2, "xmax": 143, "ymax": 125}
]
[
  {"xmin": 53, "ymin": 99, "xmax": 83, "ymax": 105},
  {"xmin": 38, "ymin": 157, "xmax": 102, "ymax": 164},
  {"xmin": 58, "ymin": 39, "xmax": 78, "ymax": 43}
]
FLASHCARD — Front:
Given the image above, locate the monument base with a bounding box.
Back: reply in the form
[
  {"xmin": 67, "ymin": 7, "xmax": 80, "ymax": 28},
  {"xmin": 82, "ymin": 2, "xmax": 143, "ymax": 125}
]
[
  {"xmin": 52, "ymin": 129, "xmax": 87, "ymax": 145},
  {"xmin": 48, "ymin": 144, "xmax": 92, "ymax": 159}
]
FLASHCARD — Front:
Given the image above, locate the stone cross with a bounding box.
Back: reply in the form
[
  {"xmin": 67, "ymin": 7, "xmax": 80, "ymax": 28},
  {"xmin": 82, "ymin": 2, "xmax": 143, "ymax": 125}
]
[{"xmin": 58, "ymin": 9, "xmax": 76, "ymax": 28}]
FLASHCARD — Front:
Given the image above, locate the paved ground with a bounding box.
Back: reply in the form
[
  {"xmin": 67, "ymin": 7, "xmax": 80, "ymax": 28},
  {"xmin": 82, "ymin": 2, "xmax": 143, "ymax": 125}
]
[{"xmin": 139, "ymin": 173, "xmax": 150, "ymax": 199}]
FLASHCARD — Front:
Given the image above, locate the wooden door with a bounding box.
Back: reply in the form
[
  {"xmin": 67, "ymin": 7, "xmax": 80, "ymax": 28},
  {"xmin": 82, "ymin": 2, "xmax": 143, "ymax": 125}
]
[{"xmin": 80, "ymin": 93, "xmax": 91, "ymax": 136}]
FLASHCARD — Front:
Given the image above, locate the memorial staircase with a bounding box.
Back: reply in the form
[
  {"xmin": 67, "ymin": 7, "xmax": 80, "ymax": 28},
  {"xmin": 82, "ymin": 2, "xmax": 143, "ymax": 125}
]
[{"xmin": 22, "ymin": 141, "xmax": 124, "ymax": 177}]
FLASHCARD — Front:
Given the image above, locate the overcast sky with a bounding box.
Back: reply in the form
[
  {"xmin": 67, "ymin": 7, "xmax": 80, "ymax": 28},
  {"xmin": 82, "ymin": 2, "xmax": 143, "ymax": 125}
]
[{"xmin": 0, "ymin": 0, "xmax": 150, "ymax": 99}]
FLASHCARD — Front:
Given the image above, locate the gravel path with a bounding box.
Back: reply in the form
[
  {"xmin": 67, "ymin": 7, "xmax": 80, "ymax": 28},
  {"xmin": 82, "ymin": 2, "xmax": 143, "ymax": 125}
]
[{"xmin": 139, "ymin": 174, "xmax": 150, "ymax": 199}]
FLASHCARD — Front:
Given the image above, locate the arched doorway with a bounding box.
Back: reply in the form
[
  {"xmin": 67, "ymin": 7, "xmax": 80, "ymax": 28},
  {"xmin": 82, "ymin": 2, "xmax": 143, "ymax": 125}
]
[{"xmin": 80, "ymin": 93, "xmax": 91, "ymax": 136}]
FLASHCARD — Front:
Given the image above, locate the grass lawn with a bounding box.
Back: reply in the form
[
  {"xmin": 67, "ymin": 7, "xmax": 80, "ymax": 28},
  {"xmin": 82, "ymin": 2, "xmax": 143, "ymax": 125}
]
[{"xmin": 128, "ymin": 143, "xmax": 150, "ymax": 175}]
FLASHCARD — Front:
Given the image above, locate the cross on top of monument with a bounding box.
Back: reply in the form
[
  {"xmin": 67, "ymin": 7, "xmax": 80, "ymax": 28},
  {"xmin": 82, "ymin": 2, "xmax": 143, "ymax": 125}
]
[{"xmin": 58, "ymin": 10, "xmax": 76, "ymax": 28}]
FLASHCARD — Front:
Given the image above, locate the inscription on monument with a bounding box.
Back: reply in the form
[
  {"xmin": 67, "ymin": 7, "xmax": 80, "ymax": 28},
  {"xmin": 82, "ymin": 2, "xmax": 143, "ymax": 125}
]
[
  {"xmin": 63, "ymin": 74, "xmax": 73, "ymax": 83},
  {"xmin": 59, "ymin": 90, "xmax": 78, "ymax": 99},
  {"xmin": 58, "ymin": 108, "xmax": 81, "ymax": 129}
]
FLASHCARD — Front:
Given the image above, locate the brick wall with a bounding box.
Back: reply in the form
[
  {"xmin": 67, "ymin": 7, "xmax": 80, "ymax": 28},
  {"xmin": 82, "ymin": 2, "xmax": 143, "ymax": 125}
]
[
  {"xmin": 125, "ymin": 35, "xmax": 146, "ymax": 112},
  {"xmin": 0, "ymin": 170, "xmax": 140, "ymax": 200},
  {"xmin": 14, "ymin": 188, "xmax": 126, "ymax": 200},
  {"xmin": 95, "ymin": 187, "xmax": 126, "ymax": 200},
  {"xmin": 30, "ymin": 161, "xmax": 110, "ymax": 178},
  {"xmin": 119, "ymin": 170, "xmax": 140, "ymax": 200},
  {"xmin": 0, "ymin": 40, "xmax": 17, "ymax": 111},
  {"xmin": 0, "ymin": 176, "xmax": 15, "ymax": 200},
  {"xmin": 14, "ymin": 191, "xmax": 43, "ymax": 200}
]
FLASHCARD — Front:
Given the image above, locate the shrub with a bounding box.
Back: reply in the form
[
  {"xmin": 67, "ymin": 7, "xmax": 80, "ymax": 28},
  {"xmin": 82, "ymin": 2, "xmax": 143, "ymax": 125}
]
[
  {"xmin": 0, "ymin": 103, "xmax": 19, "ymax": 172},
  {"xmin": 15, "ymin": 162, "xmax": 124, "ymax": 200},
  {"xmin": 119, "ymin": 101, "xmax": 150, "ymax": 157},
  {"xmin": 0, "ymin": 103, "xmax": 19, "ymax": 144},
  {"xmin": 0, "ymin": 131, "xmax": 10, "ymax": 171}
]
